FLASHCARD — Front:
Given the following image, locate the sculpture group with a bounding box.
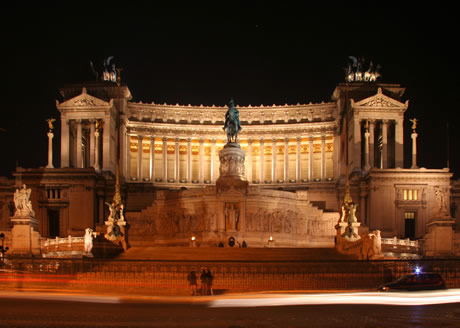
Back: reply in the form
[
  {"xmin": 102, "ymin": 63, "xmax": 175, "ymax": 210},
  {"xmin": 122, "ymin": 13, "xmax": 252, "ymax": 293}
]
[
  {"xmin": 13, "ymin": 184, "xmax": 35, "ymax": 218},
  {"xmin": 345, "ymin": 57, "xmax": 382, "ymax": 82}
]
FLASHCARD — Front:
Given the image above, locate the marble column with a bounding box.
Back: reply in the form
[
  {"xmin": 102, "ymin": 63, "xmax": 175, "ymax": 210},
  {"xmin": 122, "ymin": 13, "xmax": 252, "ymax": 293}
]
[
  {"xmin": 364, "ymin": 122, "xmax": 370, "ymax": 171},
  {"xmin": 321, "ymin": 135, "xmax": 326, "ymax": 180},
  {"xmin": 137, "ymin": 135, "xmax": 143, "ymax": 181},
  {"xmin": 272, "ymin": 138, "xmax": 277, "ymax": 182},
  {"xmin": 395, "ymin": 119, "xmax": 404, "ymax": 168},
  {"xmin": 94, "ymin": 129, "xmax": 100, "ymax": 171},
  {"xmin": 175, "ymin": 138, "xmax": 180, "ymax": 182},
  {"xmin": 284, "ymin": 138, "xmax": 289, "ymax": 182},
  {"xmin": 411, "ymin": 132, "xmax": 418, "ymax": 169},
  {"xmin": 211, "ymin": 139, "xmax": 216, "ymax": 182},
  {"xmin": 260, "ymin": 139, "xmax": 265, "ymax": 183},
  {"xmin": 125, "ymin": 132, "xmax": 130, "ymax": 179},
  {"xmin": 382, "ymin": 120, "xmax": 388, "ymax": 169},
  {"xmin": 186, "ymin": 138, "xmax": 192, "ymax": 183},
  {"xmin": 296, "ymin": 137, "xmax": 301, "ymax": 182},
  {"xmin": 150, "ymin": 136, "xmax": 155, "ymax": 181},
  {"xmin": 76, "ymin": 120, "xmax": 82, "ymax": 168},
  {"xmin": 60, "ymin": 118, "xmax": 70, "ymax": 168},
  {"xmin": 247, "ymin": 139, "xmax": 253, "ymax": 183},
  {"xmin": 162, "ymin": 137, "xmax": 168, "ymax": 182},
  {"xmin": 308, "ymin": 136, "xmax": 314, "ymax": 181},
  {"xmin": 199, "ymin": 138, "xmax": 204, "ymax": 183},
  {"xmin": 353, "ymin": 118, "xmax": 361, "ymax": 170},
  {"xmin": 89, "ymin": 121, "xmax": 95, "ymax": 167},
  {"xmin": 368, "ymin": 120, "xmax": 375, "ymax": 168},
  {"xmin": 46, "ymin": 131, "xmax": 54, "ymax": 168}
]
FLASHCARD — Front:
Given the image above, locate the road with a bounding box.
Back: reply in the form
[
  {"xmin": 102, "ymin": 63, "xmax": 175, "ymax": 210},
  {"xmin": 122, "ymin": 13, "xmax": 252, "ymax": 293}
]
[{"xmin": 0, "ymin": 290, "xmax": 459, "ymax": 327}]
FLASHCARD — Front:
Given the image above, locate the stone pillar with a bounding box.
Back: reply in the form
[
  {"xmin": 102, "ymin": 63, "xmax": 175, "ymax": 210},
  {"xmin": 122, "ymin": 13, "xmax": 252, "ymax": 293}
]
[
  {"xmin": 247, "ymin": 139, "xmax": 253, "ymax": 183},
  {"xmin": 89, "ymin": 121, "xmax": 95, "ymax": 167},
  {"xmin": 94, "ymin": 129, "xmax": 100, "ymax": 171},
  {"xmin": 296, "ymin": 137, "xmax": 301, "ymax": 182},
  {"xmin": 368, "ymin": 120, "xmax": 375, "ymax": 168},
  {"xmin": 260, "ymin": 139, "xmax": 265, "ymax": 182},
  {"xmin": 272, "ymin": 138, "xmax": 277, "ymax": 182},
  {"xmin": 382, "ymin": 120, "xmax": 388, "ymax": 169},
  {"xmin": 137, "ymin": 135, "xmax": 143, "ymax": 181},
  {"xmin": 364, "ymin": 121, "xmax": 370, "ymax": 171},
  {"xmin": 76, "ymin": 120, "xmax": 82, "ymax": 168},
  {"xmin": 211, "ymin": 139, "xmax": 216, "ymax": 182},
  {"xmin": 162, "ymin": 137, "xmax": 168, "ymax": 182},
  {"xmin": 395, "ymin": 119, "xmax": 404, "ymax": 168},
  {"xmin": 150, "ymin": 136, "xmax": 155, "ymax": 181},
  {"xmin": 187, "ymin": 138, "xmax": 192, "ymax": 183},
  {"xmin": 321, "ymin": 135, "xmax": 326, "ymax": 180},
  {"xmin": 175, "ymin": 138, "xmax": 180, "ymax": 182},
  {"xmin": 199, "ymin": 138, "xmax": 204, "ymax": 183},
  {"xmin": 125, "ymin": 132, "xmax": 130, "ymax": 179},
  {"xmin": 46, "ymin": 131, "xmax": 54, "ymax": 168},
  {"xmin": 411, "ymin": 132, "xmax": 418, "ymax": 169},
  {"xmin": 284, "ymin": 138, "xmax": 289, "ymax": 182},
  {"xmin": 308, "ymin": 136, "xmax": 314, "ymax": 181},
  {"xmin": 353, "ymin": 118, "xmax": 361, "ymax": 170},
  {"xmin": 60, "ymin": 118, "xmax": 69, "ymax": 168}
]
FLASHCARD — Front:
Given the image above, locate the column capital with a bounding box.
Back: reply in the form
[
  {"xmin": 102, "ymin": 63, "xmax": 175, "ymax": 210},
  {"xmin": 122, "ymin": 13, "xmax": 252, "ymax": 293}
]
[
  {"xmin": 175, "ymin": 137, "xmax": 180, "ymax": 143},
  {"xmin": 309, "ymin": 136, "xmax": 314, "ymax": 142},
  {"xmin": 321, "ymin": 135, "xmax": 326, "ymax": 141},
  {"xmin": 162, "ymin": 136, "xmax": 168, "ymax": 142},
  {"xmin": 186, "ymin": 138, "xmax": 192, "ymax": 143},
  {"xmin": 296, "ymin": 136, "xmax": 302, "ymax": 142},
  {"xmin": 150, "ymin": 135, "xmax": 155, "ymax": 141},
  {"xmin": 284, "ymin": 137, "xmax": 289, "ymax": 143},
  {"xmin": 137, "ymin": 135, "xmax": 143, "ymax": 141},
  {"xmin": 247, "ymin": 138, "xmax": 253, "ymax": 144}
]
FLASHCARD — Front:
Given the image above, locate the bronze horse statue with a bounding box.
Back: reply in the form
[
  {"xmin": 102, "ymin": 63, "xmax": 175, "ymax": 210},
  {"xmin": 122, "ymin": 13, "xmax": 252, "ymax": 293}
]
[{"xmin": 223, "ymin": 98, "xmax": 242, "ymax": 143}]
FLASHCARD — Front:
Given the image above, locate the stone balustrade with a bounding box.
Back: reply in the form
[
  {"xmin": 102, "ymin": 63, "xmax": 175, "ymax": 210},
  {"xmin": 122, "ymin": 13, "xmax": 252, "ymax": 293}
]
[
  {"xmin": 381, "ymin": 237, "xmax": 421, "ymax": 258},
  {"xmin": 41, "ymin": 236, "xmax": 86, "ymax": 258}
]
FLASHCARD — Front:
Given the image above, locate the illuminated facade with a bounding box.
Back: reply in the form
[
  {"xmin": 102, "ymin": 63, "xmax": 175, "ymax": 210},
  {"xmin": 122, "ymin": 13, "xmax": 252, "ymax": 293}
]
[{"xmin": 0, "ymin": 80, "xmax": 458, "ymax": 253}]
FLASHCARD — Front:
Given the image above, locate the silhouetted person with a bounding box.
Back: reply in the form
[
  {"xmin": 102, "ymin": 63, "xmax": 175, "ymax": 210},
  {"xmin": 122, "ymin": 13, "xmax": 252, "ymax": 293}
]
[{"xmin": 187, "ymin": 268, "xmax": 197, "ymax": 296}]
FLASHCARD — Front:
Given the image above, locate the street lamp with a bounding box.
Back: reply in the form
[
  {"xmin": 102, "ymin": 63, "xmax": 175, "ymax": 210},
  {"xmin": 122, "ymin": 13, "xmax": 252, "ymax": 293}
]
[{"xmin": 0, "ymin": 233, "xmax": 9, "ymax": 265}]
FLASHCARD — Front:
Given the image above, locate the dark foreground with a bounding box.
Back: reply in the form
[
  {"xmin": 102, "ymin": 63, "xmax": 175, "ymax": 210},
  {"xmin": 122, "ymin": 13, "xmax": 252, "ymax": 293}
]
[{"xmin": 0, "ymin": 294, "xmax": 459, "ymax": 328}]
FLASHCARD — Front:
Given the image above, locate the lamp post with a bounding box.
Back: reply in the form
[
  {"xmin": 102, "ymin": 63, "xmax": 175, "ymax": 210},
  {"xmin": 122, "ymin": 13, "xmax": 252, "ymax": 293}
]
[{"xmin": 0, "ymin": 233, "xmax": 9, "ymax": 265}]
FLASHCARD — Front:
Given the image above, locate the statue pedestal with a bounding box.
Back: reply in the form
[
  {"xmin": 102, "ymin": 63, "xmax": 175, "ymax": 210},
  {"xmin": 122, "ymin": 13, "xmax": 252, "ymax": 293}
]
[
  {"xmin": 216, "ymin": 143, "xmax": 248, "ymax": 193},
  {"xmin": 423, "ymin": 217, "xmax": 456, "ymax": 257},
  {"xmin": 9, "ymin": 216, "xmax": 41, "ymax": 256}
]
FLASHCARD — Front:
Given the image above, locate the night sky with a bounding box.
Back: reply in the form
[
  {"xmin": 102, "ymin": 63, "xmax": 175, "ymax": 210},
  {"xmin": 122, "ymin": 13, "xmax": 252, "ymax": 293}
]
[{"xmin": 3, "ymin": 3, "xmax": 460, "ymax": 178}]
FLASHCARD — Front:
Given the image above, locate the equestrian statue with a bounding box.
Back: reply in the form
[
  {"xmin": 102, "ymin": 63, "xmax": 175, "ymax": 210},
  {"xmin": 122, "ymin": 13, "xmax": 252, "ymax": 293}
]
[{"xmin": 223, "ymin": 98, "xmax": 242, "ymax": 143}]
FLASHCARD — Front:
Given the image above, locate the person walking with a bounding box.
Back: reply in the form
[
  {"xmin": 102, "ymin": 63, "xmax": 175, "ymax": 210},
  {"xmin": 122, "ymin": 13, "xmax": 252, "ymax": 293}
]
[{"xmin": 187, "ymin": 268, "xmax": 198, "ymax": 296}]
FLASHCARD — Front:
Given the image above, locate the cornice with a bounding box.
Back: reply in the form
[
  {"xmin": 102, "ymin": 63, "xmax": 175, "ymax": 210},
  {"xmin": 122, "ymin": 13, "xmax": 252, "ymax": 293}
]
[{"xmin": 127, "ymin": 101, "xmax": 337, "ymax": 125}]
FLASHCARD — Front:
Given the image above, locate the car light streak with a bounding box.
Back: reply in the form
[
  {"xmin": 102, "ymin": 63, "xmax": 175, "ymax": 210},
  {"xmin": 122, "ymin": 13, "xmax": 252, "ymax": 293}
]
[
  {"xmin": 210, "ymin": 289, "xmax": 460, "ymax": 308},
  {"xmin": 0, "ymin": 292, "xmax": 121, "ymax": 304}
]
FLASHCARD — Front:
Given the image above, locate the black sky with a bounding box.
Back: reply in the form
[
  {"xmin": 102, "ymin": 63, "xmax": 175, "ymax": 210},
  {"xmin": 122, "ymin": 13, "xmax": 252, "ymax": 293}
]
[{"xmin": 2, "ymin": 3, "xmax": 459, "ymax": 178}]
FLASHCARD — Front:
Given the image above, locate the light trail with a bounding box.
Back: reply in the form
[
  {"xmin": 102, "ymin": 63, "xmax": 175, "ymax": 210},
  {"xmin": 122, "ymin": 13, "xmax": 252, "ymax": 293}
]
[
  {"xmin": 0, "ymin": 291, "xmax": 121, "ymax": 304},
  {"xmin": 209, "ymin": 289, "xmax": 460, "ymax": 307}
]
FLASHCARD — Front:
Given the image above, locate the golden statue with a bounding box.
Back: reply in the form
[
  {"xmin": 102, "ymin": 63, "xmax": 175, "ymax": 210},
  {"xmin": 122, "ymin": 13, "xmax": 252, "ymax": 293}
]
[
  {"xmin": 409, "ymin": 118, "xmax": 418, "ymax": 132},
  {"xmin": 46, "ymin": 118, "xmax": 56, "ymax": 131}
]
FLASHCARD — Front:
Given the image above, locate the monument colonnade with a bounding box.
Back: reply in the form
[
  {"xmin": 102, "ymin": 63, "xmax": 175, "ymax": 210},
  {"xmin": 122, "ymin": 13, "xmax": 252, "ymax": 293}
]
[{"xmin": 123, "ymin": 130, "xmax": 337, "ymax": 186}]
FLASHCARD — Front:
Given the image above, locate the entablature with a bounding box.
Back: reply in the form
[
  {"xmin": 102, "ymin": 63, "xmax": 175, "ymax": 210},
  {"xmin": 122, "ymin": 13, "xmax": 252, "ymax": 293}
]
[{"xmin": 127, "ymin": 101, "xmax": 337, "ymax": 125}]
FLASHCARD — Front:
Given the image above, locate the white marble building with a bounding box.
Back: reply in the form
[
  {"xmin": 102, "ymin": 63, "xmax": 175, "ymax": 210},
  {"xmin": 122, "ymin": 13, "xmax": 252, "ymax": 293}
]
[{"xmin": 0, "ymin": 78, "xmax": 457, "ymax": 254}]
